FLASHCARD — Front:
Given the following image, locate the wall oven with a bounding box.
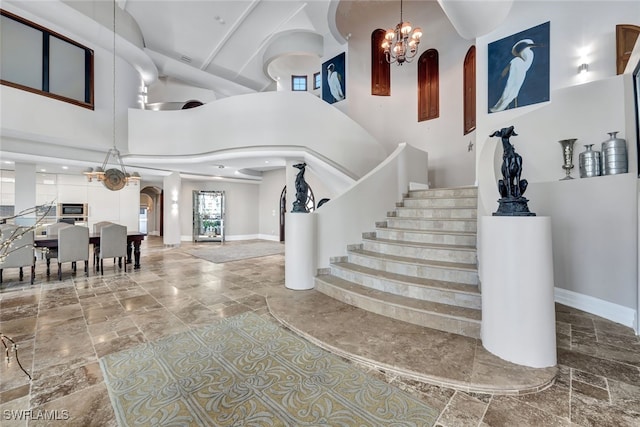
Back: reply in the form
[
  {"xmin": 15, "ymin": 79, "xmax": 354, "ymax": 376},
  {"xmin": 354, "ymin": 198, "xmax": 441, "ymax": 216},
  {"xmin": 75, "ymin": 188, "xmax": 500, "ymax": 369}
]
[{"xmin": 57, "ymin": 203, "xmax": 88, "ymax": 222}]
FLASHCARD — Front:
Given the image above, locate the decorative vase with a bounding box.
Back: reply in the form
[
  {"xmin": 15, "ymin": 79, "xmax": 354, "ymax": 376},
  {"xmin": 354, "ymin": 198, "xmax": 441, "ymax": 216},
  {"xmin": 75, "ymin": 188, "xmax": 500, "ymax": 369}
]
[
  {"xmin": 558, "ymin": 139, "xmax": 576, "ymax": 180},
  {"xmin": 579, "ymin": 144, "xmax": 601, "ymax": 178},
  {"xmin": 601, "ymin": 131, "xmax": 628, "ymax": 175}
]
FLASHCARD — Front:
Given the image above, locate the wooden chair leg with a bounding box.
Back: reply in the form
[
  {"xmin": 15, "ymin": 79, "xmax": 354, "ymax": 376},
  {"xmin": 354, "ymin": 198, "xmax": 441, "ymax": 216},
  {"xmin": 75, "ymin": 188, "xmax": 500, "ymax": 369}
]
[
  {"xmin": 46, "ymin": 258, "xmax": 51, "ymax": 276},
  {"xmin": 19, "ymin": 267, "xmax": 24, "ymax": 281},
  {"xmin": 72, "ymin": 261, "xmax": 77, "ymax": 272},
  {"xmin": 0, "ymin": 269, "xmax": 3, "ymax": 284},
  {"xmin": 31, "ymin": 265, "xmax": 35, "ymax": 285},
  {"xmin": 100, "ymin": 259, "xmax": 104, "ymax": 275},
  {"xmin": 84, "ymin": 260, "xmax": 88, "ymax": 276},
  {"xmin": 58, "ymin": 263, "xmax": 62, "ymax": 281},
  {"xmin": 124, "ymin": 257, "xmax": 127, "ymax": 273}
]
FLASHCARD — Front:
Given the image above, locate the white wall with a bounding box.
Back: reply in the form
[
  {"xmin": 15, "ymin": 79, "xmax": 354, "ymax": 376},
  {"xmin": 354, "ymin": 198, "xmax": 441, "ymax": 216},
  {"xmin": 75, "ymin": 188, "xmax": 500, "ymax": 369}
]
[
  {"xmin": 336, "ymin": 0, "xmax": 475, "ymax": 188},
  {"xmin": 474, "ymin": 1, "xmax": 639, "ymax": 329},
  {"xmin": 258, "ymin": 167, "xmax": 339, "ymax": 241},
  {"xmin": 179, "ymin": 180, "xmax": 260, "ymax": 241},
  {"xmin": 258, "ymin": 169, "xmax": 286, "ymax": 240},
  {"xmin": 128, "ymin": 91, "xmax": 387, "ymax": 180},
  {"xmin": 147, "ymin": 76, "xmax": 216, "ymax": 105},
  {"xmin": 0, "ymin": 169, "xmax": 139, "ymax": 231},
  {"xmin": 163, "ymin": 172, "xmax": 181, "ymax": 245},
  {"xmin": 315, "ymin": 143, "xmax": 429, "ymax": 268},
  {"xmin": 475, "ymin": 1, "xmax": 639, "ymax": 186}
]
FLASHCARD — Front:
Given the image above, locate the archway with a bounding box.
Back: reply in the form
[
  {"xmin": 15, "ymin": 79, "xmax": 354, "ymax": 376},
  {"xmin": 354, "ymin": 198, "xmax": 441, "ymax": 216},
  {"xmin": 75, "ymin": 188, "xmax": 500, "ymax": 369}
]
[{"xmin": 140, "ymin": 186, "xmax": 162, "ymax": 236}]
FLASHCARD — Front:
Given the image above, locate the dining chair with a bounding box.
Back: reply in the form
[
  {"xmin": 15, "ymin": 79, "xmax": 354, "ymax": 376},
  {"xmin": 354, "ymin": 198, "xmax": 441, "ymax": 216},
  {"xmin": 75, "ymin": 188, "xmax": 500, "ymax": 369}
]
[
  {"xmin": 98, "ymin": 224, "xmax": 127, "ymax": 274},
  {"xmin": 0, "ymin": 224, "xmax": 36, "ymax": 285},
  {"xmin": 57, "ymin": 225, "xmax": 89, "ymax": 280},
  {"xmin": 92, "ymin": 221, "xmax": 113, "ymax": 266},
  {"xmin": 44, "ymin": 222, "xmax": 72, "ymax": 276}
]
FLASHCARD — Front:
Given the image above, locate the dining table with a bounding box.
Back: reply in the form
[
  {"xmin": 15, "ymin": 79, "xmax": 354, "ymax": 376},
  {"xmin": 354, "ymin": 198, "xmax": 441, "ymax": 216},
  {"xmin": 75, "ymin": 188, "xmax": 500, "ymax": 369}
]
[{"xmin": 35, "ymin": 231, "xmax": 146, "ymax": 269}]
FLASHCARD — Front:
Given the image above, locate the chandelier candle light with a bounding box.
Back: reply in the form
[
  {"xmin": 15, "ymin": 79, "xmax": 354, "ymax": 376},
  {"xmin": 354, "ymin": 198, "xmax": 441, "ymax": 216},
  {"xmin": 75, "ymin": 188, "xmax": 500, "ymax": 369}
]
[
  {"xmin": 382, "ymin": 0, "xmax": 422, "ymax": 65},
  {"xmin": 83, "ymin": 0, "xmax": 140, "ymax": 190}
]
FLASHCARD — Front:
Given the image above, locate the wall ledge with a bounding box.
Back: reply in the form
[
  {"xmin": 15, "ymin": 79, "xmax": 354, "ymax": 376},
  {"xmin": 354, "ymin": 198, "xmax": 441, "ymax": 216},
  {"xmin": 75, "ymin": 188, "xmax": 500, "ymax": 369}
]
[{"xmin": 555, "ymin": 287, "xmax": 638, "ymax": 334}]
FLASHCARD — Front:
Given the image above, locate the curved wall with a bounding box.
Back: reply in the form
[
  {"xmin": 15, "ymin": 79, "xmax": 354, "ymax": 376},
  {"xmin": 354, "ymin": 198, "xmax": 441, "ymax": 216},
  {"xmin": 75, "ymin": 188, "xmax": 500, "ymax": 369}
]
[
  {"xmin": 314, "ymin": 143, "xmax": 429, "ymax": 268},
  {"xmin": 128, "ymin": 91, "xmax": 387, "ymax": 179}
]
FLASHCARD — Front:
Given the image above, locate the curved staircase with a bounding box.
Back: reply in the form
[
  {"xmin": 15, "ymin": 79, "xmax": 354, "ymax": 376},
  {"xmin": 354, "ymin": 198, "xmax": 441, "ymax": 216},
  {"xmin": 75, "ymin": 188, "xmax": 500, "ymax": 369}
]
[{"xmin": 314, "ymin": 186, "xmax": 482, "ymax": 338}]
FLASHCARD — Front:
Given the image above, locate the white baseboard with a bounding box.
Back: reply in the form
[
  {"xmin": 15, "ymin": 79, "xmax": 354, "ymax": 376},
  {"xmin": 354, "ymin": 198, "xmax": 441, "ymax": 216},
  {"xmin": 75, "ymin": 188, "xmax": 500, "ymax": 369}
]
[
  {"xmin": 555, "ymin": 287, "xmax": 638, "ymax": 333},
  {"xmin": 225, "ymin": 234, "xmax": 260, "ymax": 241},
  {"xmin": 257, "ymin": 234, "xmax": 280, "ymax": 242},
  {"xmin": 181, "ymin": 234, "xmax": 280, "ymax": 242}
]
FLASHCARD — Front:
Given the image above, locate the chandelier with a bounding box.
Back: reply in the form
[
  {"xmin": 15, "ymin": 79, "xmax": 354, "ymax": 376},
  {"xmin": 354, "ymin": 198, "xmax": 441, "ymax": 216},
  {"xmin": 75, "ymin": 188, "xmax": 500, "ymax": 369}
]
[
  {"xmin": 84, "ymin": 148, "xmax": 140, "ymax": 190},
  {"xmin": 381, "ymin": 0, "xmax": 422, "ymax": 65},
  {"xmin": 83, "ymin": 0, "xmax": 140, "ymax": 191}
]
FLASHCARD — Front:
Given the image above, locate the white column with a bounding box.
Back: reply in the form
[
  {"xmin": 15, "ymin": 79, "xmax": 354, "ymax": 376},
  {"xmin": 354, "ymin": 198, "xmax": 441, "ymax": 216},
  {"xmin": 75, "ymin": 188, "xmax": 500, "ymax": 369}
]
[
  {"xmin": 163, "ymin": 172, "xmax": 181, "ymax": 246},
  {"xmin": 480, "ymin": 216, "xmax": 556, "ymax": 368},
  {"xmin": 14, "ymin": 162, "xmax": 37, "ymax": 225},
  {"xmin": 284, "ymin": 159, "xmax": 316, "ymax": 290},
  {"xmin": 285, "ymin": 212, "xmax": 316, "ymax": 290}
]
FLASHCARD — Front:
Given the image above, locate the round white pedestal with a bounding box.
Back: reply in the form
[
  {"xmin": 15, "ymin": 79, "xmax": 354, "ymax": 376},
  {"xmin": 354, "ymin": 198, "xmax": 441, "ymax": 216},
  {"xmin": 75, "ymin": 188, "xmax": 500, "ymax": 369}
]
[
  {"xmin": 285, "ymin": 213, "xmax": 316, "ymax": 290},
  {"xmin": 480, "ymin": 216, "xmax": 557, "ymax": 368}
]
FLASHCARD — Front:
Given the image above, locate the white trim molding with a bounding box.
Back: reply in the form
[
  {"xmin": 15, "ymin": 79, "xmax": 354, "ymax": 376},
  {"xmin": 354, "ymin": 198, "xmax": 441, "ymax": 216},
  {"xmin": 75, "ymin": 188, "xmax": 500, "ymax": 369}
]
[{"xmin": 555, "ymin": 287, "xmax": 638, "ymax": 334}]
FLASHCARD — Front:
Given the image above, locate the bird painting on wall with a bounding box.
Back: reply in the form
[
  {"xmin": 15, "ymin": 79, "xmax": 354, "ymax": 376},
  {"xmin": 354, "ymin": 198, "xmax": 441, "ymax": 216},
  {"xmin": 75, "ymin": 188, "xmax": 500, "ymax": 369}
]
[
  {"xmin": 322, "ymin": 52, "xmax": 346, "ymax": 105},
  {"xmin": 490, "ymin": 39, "xmax": 541, "ymax": 112},
  {"xmin": 327, "ymin": 63, "xmax": 345, "ymax": 102},
  {"xmin": 487, "ymin": 22, "xmax": 550, "ymax": 113}
]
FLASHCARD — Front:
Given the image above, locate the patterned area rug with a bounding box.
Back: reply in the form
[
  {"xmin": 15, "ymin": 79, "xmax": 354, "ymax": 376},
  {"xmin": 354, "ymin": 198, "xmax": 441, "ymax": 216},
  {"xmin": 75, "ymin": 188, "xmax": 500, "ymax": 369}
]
[
  {"xmin": 184, "ymin": 241, "xmax": 284, "ymax": 263},
  {"xmin": 99, "ymin": 312, "xmax": 439, "ymax": 426}
]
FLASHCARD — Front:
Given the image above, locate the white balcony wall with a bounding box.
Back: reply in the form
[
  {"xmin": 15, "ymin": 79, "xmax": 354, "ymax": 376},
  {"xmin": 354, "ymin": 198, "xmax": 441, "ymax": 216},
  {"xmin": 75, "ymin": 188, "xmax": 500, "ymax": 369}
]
[{"xmin": 128, "ymin": 91, "xmax": 387, "ymax": 180}]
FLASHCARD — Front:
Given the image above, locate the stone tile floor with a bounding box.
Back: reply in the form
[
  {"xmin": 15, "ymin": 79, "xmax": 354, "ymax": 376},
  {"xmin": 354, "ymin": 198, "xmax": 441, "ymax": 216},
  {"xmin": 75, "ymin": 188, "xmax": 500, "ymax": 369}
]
[{"xmin": 0, "ymin": 236, "xmax": 638, "ymax": 426}]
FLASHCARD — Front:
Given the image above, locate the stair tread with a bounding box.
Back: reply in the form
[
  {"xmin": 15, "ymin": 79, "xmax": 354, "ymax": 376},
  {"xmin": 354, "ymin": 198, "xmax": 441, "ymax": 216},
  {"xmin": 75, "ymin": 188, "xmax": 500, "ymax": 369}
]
[
  {"xmin": 363, "ymin": 236, "xmax": 476, "ymax": 251},
  {"xmin": 387, "ymin": 216, "xmax": 477, "ymax": 222},
  {"xmin": 333, "ymin": 261, "xmax": 480, "ymax": 295},
  {"xmin": 396, "ymin": 206, "xmax": 477, "ymax": 210},
  {"xmin": 405, "ymin": 195, "xmax": 478, "ymax": 199},
  {"xmin": 317, "ymin": 274, "xmax": 481, "ymax": 322},
  {"xmin": 377, "ymin": 226, "xmax": 477, "ymax": 236},
  {"xmin": 349, "ymin": 248, "xmax": 477, "ymax": 271}
]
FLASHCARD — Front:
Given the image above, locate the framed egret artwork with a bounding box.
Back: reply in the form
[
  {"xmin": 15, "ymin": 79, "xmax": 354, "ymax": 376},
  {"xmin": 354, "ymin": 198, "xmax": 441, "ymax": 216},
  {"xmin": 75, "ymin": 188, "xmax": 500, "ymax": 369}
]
[
  {"xmin": 322, "ymin": 52, "xmax": 346, "ymax": 104},
  {"xmin": 488, "ymin": 21, "xmax": 550, "ymax": 113}
]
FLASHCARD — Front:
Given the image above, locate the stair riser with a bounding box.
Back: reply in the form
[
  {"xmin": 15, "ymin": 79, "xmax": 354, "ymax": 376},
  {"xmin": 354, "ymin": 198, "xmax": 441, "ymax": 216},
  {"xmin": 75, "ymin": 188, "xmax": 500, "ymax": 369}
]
[
  {"xmin": 362, "ymin": 240, "xmax": 477, "ymax": 264},
  {"xmin": 396, "ymin": 208, "xmax": 477, "ymax": 219},
  {"xmin": 386, "ymin": 218, "xmax": 477, "ymax": 232},
  {"xmin": 315, "ymin": 278, "xmax": 480, "ymax": 338},
  {"xmin": 330, "ymin": 265, "xmax": 481, "ymax": 309},
  {"xmin": 409, "ymin": 188, "xmax": 478, "ymax": 198},
  {"xmin": 348, "ymin": 252, "xmax": 479, "ymax": 285},
  {"xmin": 402, "ymin": 198, "xmax": 478, "ymax": 208},
  {"xmin": 375, "ymin": 229, "xmax": 476, "ymax": 246}
]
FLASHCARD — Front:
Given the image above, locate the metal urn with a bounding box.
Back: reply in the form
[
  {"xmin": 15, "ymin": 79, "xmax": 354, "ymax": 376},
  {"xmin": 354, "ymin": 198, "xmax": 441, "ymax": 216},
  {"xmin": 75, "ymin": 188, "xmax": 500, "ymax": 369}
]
[
  {"xmin": 579, "ymin": 144, "xmax": 601, "ymax": 178},
  {"xmin": 558, "ymin": 138, "xmax": 577, "ymax": 180},
  {"xmin": 601, "ymin": 131, "xmax": 628, "ymax": 175}
]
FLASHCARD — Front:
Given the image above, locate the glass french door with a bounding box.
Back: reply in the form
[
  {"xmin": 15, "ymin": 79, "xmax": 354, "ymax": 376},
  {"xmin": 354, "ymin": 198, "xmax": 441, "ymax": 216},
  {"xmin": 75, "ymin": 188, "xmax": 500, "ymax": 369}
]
[{"xmin": 193, "ymin": 190, "xmax": 225, "ymax": 242}]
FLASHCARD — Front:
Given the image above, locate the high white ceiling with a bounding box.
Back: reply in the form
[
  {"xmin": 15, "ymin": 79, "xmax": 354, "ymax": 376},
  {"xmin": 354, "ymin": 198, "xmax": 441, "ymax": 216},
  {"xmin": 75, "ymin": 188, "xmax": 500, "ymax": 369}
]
[
  {"xmin": 123, "ymin": 0, "xmax": 337, "ymax": 94},
  {"xmin": 2, "ymin": 0, "xmax": 510, "ymax": 183},
  {"xmin": 2, "ymin": 0, "xmax": 345, "ymax": 184}
]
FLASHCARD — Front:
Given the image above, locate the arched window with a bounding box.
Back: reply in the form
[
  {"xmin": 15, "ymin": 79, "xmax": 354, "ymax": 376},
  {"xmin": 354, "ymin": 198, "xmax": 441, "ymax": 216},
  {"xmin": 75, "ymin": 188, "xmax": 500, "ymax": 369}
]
[
  {"xmin": 418, "ymin": 49, "xmax": 439, "ymax": 122},
  {"xmin": 371, "ymin": 29, "xmax": 390, "ymax": 96},
  {"xmin": 463, "ymin": 46, "xmax": 476, "ymax": 134}
]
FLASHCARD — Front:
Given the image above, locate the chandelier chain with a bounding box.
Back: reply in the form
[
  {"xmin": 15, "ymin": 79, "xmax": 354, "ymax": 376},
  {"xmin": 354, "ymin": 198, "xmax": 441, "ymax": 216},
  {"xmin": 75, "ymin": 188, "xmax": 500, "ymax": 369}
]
[{"xmin": 82, "ymin": 0, "xmax": 140, "ymax": 189}]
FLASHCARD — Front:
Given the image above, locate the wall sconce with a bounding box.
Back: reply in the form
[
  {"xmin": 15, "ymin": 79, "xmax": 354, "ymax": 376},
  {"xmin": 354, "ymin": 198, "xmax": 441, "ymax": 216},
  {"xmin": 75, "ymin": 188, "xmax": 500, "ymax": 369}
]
[{"xmin": 578, "ymin": 63, "xmax": 589, "ymax": 74}]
